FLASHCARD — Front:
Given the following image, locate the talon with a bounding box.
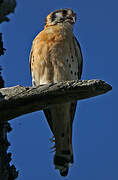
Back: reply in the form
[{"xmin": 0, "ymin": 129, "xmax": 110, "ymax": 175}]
[
  {"xmin": 49, "ymin": 136, "xmax": 55, "ymax": 143},
  {"xmin": 49, "ymin": 149, "xmax": 56, "ymax": 153},
  {"xmin": 50, "ymin": 145, "xmax": 56, "ymax": 150}
]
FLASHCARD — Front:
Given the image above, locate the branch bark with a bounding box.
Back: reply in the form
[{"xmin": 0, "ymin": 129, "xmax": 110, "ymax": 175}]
[{"xmin": 0, "ymin": 79, "xmax": 112, "ymax": 122}]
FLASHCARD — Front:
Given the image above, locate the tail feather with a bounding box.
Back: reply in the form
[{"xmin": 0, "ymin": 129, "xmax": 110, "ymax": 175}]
[
  {"xmin": 44, "ymin": 102, "xmax": 77, "ymax": 177},
  {"xmin": 51, "ymin": 103, "xmax": 73, "ymax": 176}
]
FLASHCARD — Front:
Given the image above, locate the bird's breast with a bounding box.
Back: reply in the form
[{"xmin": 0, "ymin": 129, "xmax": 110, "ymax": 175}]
[{"xmin": 31, "ymin": 25, "xmax": 78, "ymax": 84}]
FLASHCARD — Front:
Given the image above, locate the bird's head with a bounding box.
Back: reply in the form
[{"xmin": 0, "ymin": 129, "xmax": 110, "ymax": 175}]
[{"xmin": 44, "ymin": 8, "xmax": 76, "ymax": 28}]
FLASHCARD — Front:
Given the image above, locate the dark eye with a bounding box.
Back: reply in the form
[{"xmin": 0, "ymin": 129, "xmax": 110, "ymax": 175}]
[
  {"xmin": 62, "ymin": 10, "xmax": 67, "ymax": 16},
  {"xmin": 51, "ymin": 13, "xmax": 56, "ymax": 22}
]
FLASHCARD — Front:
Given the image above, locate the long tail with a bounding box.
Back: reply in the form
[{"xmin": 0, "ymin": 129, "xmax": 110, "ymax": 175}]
[
  {"xmin": 50, "ymin": 103, "xmax": 74, "ymax": 176},
  {"xmin": 44, "ymin": 102, "xmax": 77, "ymax": 177}
]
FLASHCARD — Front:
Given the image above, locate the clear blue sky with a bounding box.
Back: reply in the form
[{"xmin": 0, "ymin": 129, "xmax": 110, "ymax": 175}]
[{"xmin": 1, "ymin": 0, "xmax": 117, "ymax": 179}]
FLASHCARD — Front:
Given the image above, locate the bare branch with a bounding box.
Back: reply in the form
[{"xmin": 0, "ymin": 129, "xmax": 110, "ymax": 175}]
[{"xmin": 0, "ymin": 79, "xmax": 112, "ymax": 121}]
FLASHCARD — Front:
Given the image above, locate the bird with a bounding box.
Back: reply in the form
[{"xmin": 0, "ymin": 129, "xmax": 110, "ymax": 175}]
[{"xmin": 29, "ymin": 8, "xmax": 83, "ymax": 177}]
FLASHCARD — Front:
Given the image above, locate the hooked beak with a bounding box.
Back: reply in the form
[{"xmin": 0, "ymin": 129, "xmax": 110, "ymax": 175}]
[
  {"xmin": 72, "ymin": 12, "xmax": 76, "ymax": 23},
  {"xmin": 67, "ymin": 15, "xmax": 76, "ymax": 24},
  {"xmin": 73, "ymin": 16, "xmax": 76, "ymax": 23}
]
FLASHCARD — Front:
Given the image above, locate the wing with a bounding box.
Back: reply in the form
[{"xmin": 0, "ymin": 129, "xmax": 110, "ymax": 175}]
[
  {"xmin": 29, "ymin": 47, "xmax": 33, "ymax": 75},
  {"xmin": 69, "ymin": 36, "xmax": 83, "ymax": 128},
  {"xmin": 73, "ymin": 36, "xmax": 83, "ymax": 79},
  {"xmin": 29, "ymin": 43, "xmax": 38, "ymax": 86}
]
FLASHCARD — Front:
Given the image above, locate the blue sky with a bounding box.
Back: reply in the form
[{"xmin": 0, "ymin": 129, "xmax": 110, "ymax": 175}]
[{"xmin": 1, "ymin": 0, "xmax": 117, "ymax": 179}]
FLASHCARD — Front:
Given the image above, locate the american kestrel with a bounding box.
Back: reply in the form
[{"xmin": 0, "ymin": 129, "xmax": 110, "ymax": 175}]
[{"xmin": 29, "ymin": 8, "xmax": 83, "ymax": 176}]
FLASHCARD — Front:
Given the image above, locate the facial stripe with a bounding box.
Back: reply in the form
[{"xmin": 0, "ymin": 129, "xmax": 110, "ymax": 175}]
[
  {"xmin": 62, "ymin": 10, "xmax": 67, "ymax": 16},
  {"xmin": 51, "ymin": 12, "xmax": 56, "ymax": 22}
]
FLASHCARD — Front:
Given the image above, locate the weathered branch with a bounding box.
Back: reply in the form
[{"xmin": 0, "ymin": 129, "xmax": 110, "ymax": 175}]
[
  {"xmin": 0, "ymin": 79, "xmax": 112, "ymax": 122},
  {"xmin": 0, "ymin": 0, "xmax": 16, "ymax": 23}
]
